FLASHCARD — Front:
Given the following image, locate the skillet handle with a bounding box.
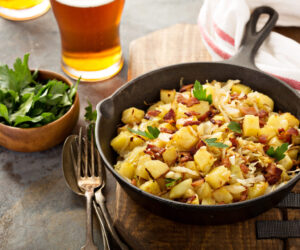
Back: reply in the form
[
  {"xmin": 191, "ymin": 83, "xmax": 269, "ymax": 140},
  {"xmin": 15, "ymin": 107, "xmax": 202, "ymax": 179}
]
[{"xmin": 225, "ymin": 6, "xmax": 278, "ymax": 70}]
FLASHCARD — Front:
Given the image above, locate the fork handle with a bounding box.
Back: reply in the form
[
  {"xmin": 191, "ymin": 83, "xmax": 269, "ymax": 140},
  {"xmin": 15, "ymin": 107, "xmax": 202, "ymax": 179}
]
[
  {"xmin": 97, "ymin": 191, "xmax": 129, "ymax": 250},
  {"xmin": 93, "ymin": 201, "xmax": 110, "ymax": 250}
]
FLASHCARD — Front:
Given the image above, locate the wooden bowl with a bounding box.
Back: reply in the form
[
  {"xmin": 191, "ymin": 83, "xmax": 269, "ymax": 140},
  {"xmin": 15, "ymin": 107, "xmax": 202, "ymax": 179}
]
[{"xmin": 0, "ymin": 70, "xmax": 80, "ymax": 152}]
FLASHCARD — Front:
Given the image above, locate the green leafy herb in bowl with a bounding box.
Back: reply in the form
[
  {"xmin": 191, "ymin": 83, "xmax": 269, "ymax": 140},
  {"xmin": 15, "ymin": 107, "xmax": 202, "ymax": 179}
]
[
  {"xmin": 0, "ymin": 54, "xmax": 80, "ymax": 152},
  {"xmin": 0, "ymin": 54, "xmax": 78, "ymax": 128}
]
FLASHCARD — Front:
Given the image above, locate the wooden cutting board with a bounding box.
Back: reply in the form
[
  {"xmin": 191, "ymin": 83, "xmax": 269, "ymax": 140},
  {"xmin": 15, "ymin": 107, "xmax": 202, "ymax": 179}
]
[{"xmin": 113, "ymin": 24, "xmax": 299, "ymax": 250}]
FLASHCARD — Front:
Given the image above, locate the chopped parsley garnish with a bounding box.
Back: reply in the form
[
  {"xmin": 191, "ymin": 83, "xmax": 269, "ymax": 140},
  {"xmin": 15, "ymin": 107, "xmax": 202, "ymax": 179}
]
[
  {"xmin": 0, "ymin": 54, "xmax": 78, "ymax": 128},
  {"xmin": 128, "ymin": 125, "xmax": 160, "ymax": 139},
  {"xmin": 193, "ymin": 80, "xmax": 212, "ymax": 104},
  {"xmin": 165, "ymin": 177, "xmax": 181, "ymax": 188},
  {"xmin": 204, "ymin": 138, "xmax": 228, "ymax": 148},
  {"xmin": 228, "ymin": 121, "xmax": 242, "ymax": 133},
  {"xmin": 266, "ymin": 143, "xmax": 289, "ymax": 161}
]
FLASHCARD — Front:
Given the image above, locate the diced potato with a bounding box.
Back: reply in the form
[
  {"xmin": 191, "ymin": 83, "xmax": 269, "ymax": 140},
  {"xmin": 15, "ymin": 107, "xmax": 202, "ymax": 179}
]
[
  {"xmin": 176, "ymin": 103, "xmax": 189, "ymax": 119},
  {"xmin": 205, "ymin": 166, "xmax": 231, "ymax": 189},
  {"xmin": 136, "ymin": 155, "xmax": 151, "ymax": 180},
  {"xmin": 229, "ymin": 165, "xmax": 244, "ymax": 184},
  {"xmin": 156, "ymin": 177, "xmax": 166, "ymax": 191},
  {"xmin": 187, "ymin": 194, "xmax": 200, "ymax": 205},
  {"xmin": 148, "ymin": 101, "xmax": 164, "ymax": 111},
  {"xmin": 212, "ymin": 115, "xmax": 225, "ymax": 123},
  {"xmin": 183, "ymin": 188, "xmax": 196, "ymax": 198},
  {"xmin": 278, "ymin": 154, "xmax": 293, "ymax": 170},
  {"xmin": 268, "ymin": 136, "xmax": 283, "ymax": 148},
  {"xmin": 169, "ymin": 178, "xmax": 192, "ymax": 199},
  {"xmin": 259, "ymin": 125, "xmax": 277, "ymax": 140},
  {"xmin": 128, "ymin": 136, "xmax": 145, "ymax": 150},
  {"xmin": 126, "ymin": 146, "xmax": 146, "ymax": 165},
  {"xmin": 225, "ymin": 183, "xmax": 246, "ymax": 200},
  {"xmin": 281, "ymin": 113, "xmax": 299, "ymax": 128},
  {"xmin": 267, "ymin": 114, "xmax": 289, "ymax": 131},
  {"xmin": 201, "ymin": 197, "xmax": 216, "ymax": 205},
  {"xmin": 248, "ymin": 92, "xmax": 274, "ymax": 111},
  {"xmin": 248, "ymin": 182, "xmax": 268, "ymax": 199},
  {"xmin": 196, "ymin": 182, "xmax": 213, "ymax": 199},
  {"xmin": 194, "ymin": 147, "xmax": 215, "ymax": 173},
  {"xmin": 140, "ymin": 180, "xmax": 161, "ymax": 195},
  {"xmin": 110, "ymin": 131, "xmax": 131, "ymax": 154},
  {"xmin": 144, "ymin": 160, "xmax": 169, "ymax": 179},
  {"xmin": 231, "ymin": 83, "xmax": 251, "ymax": 94},
  {"xmin": 213, "ymin": 187, "xmax": 233, "ymax": 204},
  {"xmin": 160, "ymin": 89, "xmax": 176, "ymax": 103},
  {"xmin": 187, "ymin": 101, "xmax": 210, "ymax": 115},
  {"xmin": 203, "ymin": 84, "xmax": 215, "ymax": 97},
  {"xmin": 243, "ymin": 115, "xmax": 260, "ymax": 137},
  {"xmin": 184, "ymin": 161, "xmax": 197, "ymax": 170},
  {"xmin": 157, "ymin": 103, "xmax": 172, "ymax": 119},
  {"xmin": 121, "ymin": 107, "xmax": 145, "ymax": 125},
  {"xmin": 288, "ymin": 148, "xmax": 299, "ymax": 160},
  {"xmin": 162, "ymin": 146, "xmax": 177, "ymax": 165},
  {"xmin": 171, "ymin": 126, "xmax": 198, "ymax": 150},
  {"xmin": 117, "ymin": 162, "xmax": 135, "ymax": 179}
]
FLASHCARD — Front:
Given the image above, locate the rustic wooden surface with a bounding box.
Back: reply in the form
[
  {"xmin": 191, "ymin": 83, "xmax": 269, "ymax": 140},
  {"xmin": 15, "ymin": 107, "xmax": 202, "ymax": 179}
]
[{"xmin": 113, "ymin": 23, "xmax": 300, "ymax": 250}]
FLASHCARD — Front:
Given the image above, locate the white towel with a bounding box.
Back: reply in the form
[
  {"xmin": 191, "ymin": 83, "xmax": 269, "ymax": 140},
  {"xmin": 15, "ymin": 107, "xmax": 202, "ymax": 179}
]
[{"xmin": 198, "ymin": 0, "xmax": 300, "ymax": 90}]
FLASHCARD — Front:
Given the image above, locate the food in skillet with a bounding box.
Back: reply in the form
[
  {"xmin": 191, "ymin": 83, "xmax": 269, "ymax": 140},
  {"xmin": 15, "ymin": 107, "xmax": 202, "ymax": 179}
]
[{"xmin": 110, "ymin": 80, "xmax": 300, "ymax": 205}]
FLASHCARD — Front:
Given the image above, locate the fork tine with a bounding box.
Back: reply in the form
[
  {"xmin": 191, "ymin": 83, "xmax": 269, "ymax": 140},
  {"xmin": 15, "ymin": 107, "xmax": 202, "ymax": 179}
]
[
  {"xmin": 70, "ymin": 141, "xmax": 78, "ymax": 175},
  {"xmin": 96, "ymin": 149, "xmax": 102, "ymax": 183},
  {"xmin": 77, "ymin": 127, "xmax": 82, "ymax": 178},
  {"xmin": 84, "ymin": 136, "xmax": 88, "ymax": 177},
  {"xmin": 90, "ymin": 128, "xmax": 95, "ymax": 177}
]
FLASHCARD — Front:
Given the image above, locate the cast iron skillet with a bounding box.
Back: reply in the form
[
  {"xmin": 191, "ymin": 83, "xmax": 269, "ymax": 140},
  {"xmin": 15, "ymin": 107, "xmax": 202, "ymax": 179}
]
[{"xmin": 95, "ymin": 6, "xmax": 300, "ymax": 224}]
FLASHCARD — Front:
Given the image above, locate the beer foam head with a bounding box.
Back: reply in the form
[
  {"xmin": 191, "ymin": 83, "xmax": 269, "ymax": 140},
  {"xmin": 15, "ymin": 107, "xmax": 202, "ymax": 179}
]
[{"xmin": 55, "ymin": 0, "xmax": 115, "ymax": 8}]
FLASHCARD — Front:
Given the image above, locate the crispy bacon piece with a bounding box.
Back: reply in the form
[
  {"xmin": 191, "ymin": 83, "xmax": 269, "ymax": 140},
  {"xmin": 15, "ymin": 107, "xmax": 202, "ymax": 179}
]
[
  {"xmin": 209, "ymin": 106, "xmax": 219, "ymax": 117},
  {"xmin": 177, "ymin": 94, "xmax": 200, "ymax": 107},
  {"xmin": 179, "ymin": 152, "xmax": 193, "ymax": 163},
  {"xmin": 191, "ymin": 178, "xmax": 204, "ymax": 187},
  {"xmin": 264, "ymin": 163, "xmax": 283, "ymax": 185},
  {"xmin": 159, "ymin": 127, "xmax": 175, "ymax": 134},
  {"xmin": 131, "ymin": 178, "xmax": 137, "ymax": 186},
  {"xmin": 258, "ymin": 110, "xmax": 268, "ymax": 118},
  {"xmin": 230, "ymin": 92, "xmax": 240, "ymax": 100},
  {"xmin": 222, "ymin": 157, "xmax": 231, "ymax": 168},
  {"xmin": 179, "ymin": 84, "xmax": 194, "ymax": 92},
  {"xmin": 145, "ymin": 110, "xmax": 161, "ymax": 119},
  {"xmin": 240, "ymin": 188, "xmax": 248, "ymax": 201},
  {"xmin": 210, "ymin": 119, "xmax": 224, "ymax": 126},
  {"xmin": 263, "ymin": 145, "xmax": 270, "ymax": 152},
  {"xmin": 184, "ymin": 111, "xmax": 200, "ymax": 117},
  {"xmin": 278, "ymin": 128, "xmax": 298, "ymax": 143},
  {"xmin": 258, "ymin": 135, "xmax": 268, "ymax": 144},
  {"xmin": 229, "ymin": 137, "xmax": 238, "ymax": 147},
  {"xmin": 240, "ymin": 106, "xmax": 258, "ymax": 116},
  {"xmin": 144, "ymin": 144, "xmax": 166, "ymax": 160},
  {"xmin": 198, "ymin": 111, "xmax": 211, "ymax": 122},
  {"xmin": 240, "ymin": 164, "xmax": 249, "ymax": 174},
  {"xmin": 190, "ymin": 140, "xmax": 205, "ymax": 155},
  {"xmin": 183, "ymin": 120, "xmax": 201, "ymax": 126},
  {"xmin": 163, "ymin": 108, "xmax": 175, "ymax": 122},
  {"xmin": 259, "ymin": 118, "xmax": 266, "ymax": 128}
]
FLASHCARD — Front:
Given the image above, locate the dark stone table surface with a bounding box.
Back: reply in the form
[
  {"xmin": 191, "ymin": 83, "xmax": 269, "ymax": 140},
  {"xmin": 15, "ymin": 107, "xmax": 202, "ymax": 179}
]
[{"xmin": 0, "ymin": 1, "xmax": 203, "ymax": 249}]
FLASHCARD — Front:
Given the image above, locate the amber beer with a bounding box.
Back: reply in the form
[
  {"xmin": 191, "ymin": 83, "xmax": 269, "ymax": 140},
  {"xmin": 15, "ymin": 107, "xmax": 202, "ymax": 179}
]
[
  {"xmin": 50, "ymin": 0, "xmax": 125, "ymax": 81},
  {"xmin": 0, "ymin": 0, "xmax": 50, "ymax": 20}
]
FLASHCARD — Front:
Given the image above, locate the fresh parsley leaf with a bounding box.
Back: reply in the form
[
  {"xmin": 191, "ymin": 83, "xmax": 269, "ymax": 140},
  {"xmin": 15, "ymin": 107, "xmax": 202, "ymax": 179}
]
[
  {"xmin": 205, "ymin": 138, "xmax": 228, "ymax": 148},
  {"xmin": 165, "ymin": 177, "xmax": 181, "ymax": 188},
  {"xmin": 0, "ymin": 103, "xmax": 10, "ymax": 124},
  {"xmin": 193, "ymin": 80, "xmax": 213, "ymax": 104},
  {"xmin": 266, "ymin": 143, "xmax": 289, "ymax": 161},
  {"xmin": 228, "ymin": 121, "xmax": 242, "ymax": 133},
  {"xmin": 128, "ymin": 126, "xmax": 160, "ymax": 139},
  {"xmin": 84, "ymin": 101, "xmax": 97, "ymax": 123}
]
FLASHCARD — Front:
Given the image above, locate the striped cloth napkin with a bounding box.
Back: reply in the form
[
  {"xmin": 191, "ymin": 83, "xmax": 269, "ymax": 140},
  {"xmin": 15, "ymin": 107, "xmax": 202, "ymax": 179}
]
[{"xmin": 198, "ymin": 0, "xmax": 300, "ymax": 91}]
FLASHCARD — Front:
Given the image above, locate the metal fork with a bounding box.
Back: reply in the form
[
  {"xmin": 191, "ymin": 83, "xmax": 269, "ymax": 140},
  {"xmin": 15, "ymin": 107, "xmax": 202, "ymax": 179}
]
[{"xmin": 76, "ymin": 127, "xmax": 102, "ymax": 250}]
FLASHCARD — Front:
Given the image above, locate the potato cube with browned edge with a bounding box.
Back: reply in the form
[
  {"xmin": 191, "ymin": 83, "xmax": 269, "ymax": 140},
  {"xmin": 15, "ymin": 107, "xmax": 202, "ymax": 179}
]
[
  {"xmin": 117, "ymin": 162, "xmax": 135, "ymax": 179},
  {"xmin": 140, "ymin": 180, "xmax": 161, "ymax": 195},
  {"xmin": 162, "ymin": 146, "xmax": 177, "ymax": 165},
  {"xmin": 144, "ymin": 160, "xmax": 169, "ymax": 179},
  {"xmin": 110, "ymin": 131, "xmax": 131, "ymax": 155},
  {"xmin": 248, "ymin": 92, "xmax": 274, "ymax": 111},
  {"xmin": 169, "ymin": 178, "xmax": 192, "ymax": 199},
  {"xmin": 279, "ymin": 154, "xmax": 293, "ymax": 170},
  {"xmin": 259, "ymin": 125, "xmax": 277, "ymax": 140},
  {"xmin": 121, "ymin": 107, "xmax": 145, "ymax": 125},
  {"xmin": 160, "ymin": 89, "xmax": 176, "ymax": 103},
  {"xmin": 267, "ymin": 114, "xmax": 288, "ymax": 131},
  {"xmin": 231, "ymin": 83, "xmax": 251, "ymax": 94},
  {"xmin": 196, "ymin": 182, "xmax": 213, "ymax": 200},
  {"xmin": 194, "ymin": 147, "xmax": 215, "ymax": 173},
  {"xmin": 171, "ymin": 126, "xmax": 198, "ymax": 150},
  {"xmin": 248, "ymin": 182, "xmax": 268, "ymax": 199},
  {"xmin": 281, "ymin": 113, "xmax": 299, "ymax": 128},
  {"xmin": 243, "ymin": 115, "xmax": 259, "ymax": 137},
  {"xmin": 205, "ymin": 165, "xmax": 231, "ymax": 189},
  {"xmin": 213, "ymin": 187, "xmax": 233, "ymax": 204}
]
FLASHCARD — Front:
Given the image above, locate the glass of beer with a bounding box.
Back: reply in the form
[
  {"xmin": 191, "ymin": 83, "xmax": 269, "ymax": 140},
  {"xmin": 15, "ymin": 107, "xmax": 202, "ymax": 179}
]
[
  {"xmin": 0, "ymin": 0, "xmax": 50, "ymax": 21},
  {"xmin": 50, "ymin": 0, "xmax": 125, "ymax": 82}
]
